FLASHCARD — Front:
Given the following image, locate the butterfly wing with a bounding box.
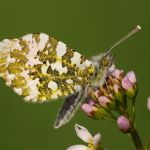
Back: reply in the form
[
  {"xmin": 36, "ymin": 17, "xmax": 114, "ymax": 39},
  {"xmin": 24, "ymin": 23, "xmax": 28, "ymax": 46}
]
[
  {"xmin": 0, "ymin": 33, "xmax": 95, "ymax": 102},
  {"xmin": 53, "ymin": 88, "xmax": 85, "ymax": 129}
]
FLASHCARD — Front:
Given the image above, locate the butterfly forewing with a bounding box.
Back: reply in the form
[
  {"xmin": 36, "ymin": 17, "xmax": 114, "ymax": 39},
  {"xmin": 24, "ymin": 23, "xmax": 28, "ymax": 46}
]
[{"xmin": 0, "ymin": 33, "xmax": 96, "ymax": 102}]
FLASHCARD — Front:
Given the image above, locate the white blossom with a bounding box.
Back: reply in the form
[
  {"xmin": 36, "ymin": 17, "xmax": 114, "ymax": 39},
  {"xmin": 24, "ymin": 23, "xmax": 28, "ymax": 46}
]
[{"xmin": 67, "ymin": 124, "xmax": 101, "ymax": 150}]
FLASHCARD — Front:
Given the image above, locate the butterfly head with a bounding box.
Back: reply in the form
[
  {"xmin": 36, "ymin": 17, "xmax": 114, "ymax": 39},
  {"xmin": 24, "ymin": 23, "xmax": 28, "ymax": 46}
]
[
  {"xmin": 90, "ymin": 52, "xmax": 113, "ymax": 71},
  {"xmin": 100, "ymin": 52, "xmax": 113, "ymax": 69}
]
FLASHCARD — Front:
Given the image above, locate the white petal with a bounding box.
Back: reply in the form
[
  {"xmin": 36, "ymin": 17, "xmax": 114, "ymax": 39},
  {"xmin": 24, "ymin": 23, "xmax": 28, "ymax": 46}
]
[
  {"xmin": 93, "ymin": 133, "xmax": 101, "ymax": 146},
  {"xmin": 67, "ymin": 145, "xmax": 89, "ymax": 150},
  {"xmin": 75, "ymin": 124, "xmax": 93, "ymax": 143},
  {"xmin": 147, "ymin": 97, "xmax": 150, "ymax": 111}
]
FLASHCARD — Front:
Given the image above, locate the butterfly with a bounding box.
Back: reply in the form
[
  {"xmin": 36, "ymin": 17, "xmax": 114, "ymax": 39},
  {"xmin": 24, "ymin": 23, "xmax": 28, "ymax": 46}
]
[{"xmin": 0, "ymin": 25, "xmax": 141, "ymax": 128}]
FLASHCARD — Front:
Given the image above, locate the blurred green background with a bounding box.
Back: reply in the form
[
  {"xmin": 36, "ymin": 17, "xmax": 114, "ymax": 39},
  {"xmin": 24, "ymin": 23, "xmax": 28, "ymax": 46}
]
[{"xmin": 0, "ymin": 0, "xmax": 150, "ymax": 150}]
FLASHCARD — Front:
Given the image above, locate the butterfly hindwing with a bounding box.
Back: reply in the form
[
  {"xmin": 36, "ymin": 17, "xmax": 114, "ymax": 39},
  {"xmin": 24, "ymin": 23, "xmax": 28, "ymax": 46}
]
[
  {"xmin": 0, "ymin": 33, "xmax": 95, "ymax": 102},
  {"xmin": 54, "ymin": 87, "xmax": 85, "ymax": 128}
]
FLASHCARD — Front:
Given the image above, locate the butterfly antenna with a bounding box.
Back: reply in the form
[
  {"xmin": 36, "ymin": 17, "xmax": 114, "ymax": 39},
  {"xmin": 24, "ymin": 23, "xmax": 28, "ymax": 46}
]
[{"xmin": 105, "ymin": 25, "xmax": 141, "ymax": 55}]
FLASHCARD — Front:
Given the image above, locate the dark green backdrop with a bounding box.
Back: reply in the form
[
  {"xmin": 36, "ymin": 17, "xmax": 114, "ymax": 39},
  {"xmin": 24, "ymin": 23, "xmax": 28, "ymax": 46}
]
[{"xmin": 0, "ymin": 0, "xmax": 150, "ymax": 150}]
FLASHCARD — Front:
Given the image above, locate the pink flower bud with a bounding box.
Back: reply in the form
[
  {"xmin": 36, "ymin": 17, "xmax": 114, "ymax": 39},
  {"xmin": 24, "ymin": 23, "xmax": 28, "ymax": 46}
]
[
  {"xmin": 82, "ymin": 100, "xmax": 111, "ymax": 119},
  {"xmin": 117, "ymin": 116, "xmax": 131, "ymax": 133},
  {"xmin": 112, "ymin": 69, "xmax": 123, "ymax": 79},
  {"xmin": 93, "ymin": 90, "xmax": 101, "ymax": 99},
  {"xmin": 88, "ymin": 100, "xmax": 95, "ymax": 106},
  {"xmin": 82, "ymin": 103, "xmax": 94, "ymax": 117},
  {"xmin": 122, "ymin": 76, "xmax": 133, "ymax": 90},
  {"xmin": 126, "ymin": 71, "xmax": 136, "ymax": 84},
  {"xmin": 113, "ymin": 84, "xmax": 125, "ymax": 102},
  {"xmin": 122, "ymin": 76, "xmax": 137, "ymax": 98},
  {"xmin": 98, "ymin": 96, "xmax": 110, "ymax": 107},
  {"xmin": 114, "ymin": 84, "xmax": 120, "ymax": 94}
]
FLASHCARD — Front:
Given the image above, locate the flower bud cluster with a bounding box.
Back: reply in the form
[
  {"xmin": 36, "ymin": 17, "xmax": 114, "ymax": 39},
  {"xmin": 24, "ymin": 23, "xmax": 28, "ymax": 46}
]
[{"xmin": 82, "ymin": 69, "xmax": 137, "ymax": 133}]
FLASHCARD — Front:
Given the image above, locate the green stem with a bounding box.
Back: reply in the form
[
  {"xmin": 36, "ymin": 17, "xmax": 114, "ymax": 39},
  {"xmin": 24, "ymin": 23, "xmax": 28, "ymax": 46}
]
[
  {"xmin": 131, "ymin": 97, "xmax": 136, "ymax": 122},
  {"xmin": 130, "ymin": 127, "xmax": 143, "ymax": 150},
  {"xmin": 144, "ymin": 137, "xmax": 150, "ymax": 150},
  {"xmin": 108, "ymin": 110, "xmax": 117, "ymax": 120}
]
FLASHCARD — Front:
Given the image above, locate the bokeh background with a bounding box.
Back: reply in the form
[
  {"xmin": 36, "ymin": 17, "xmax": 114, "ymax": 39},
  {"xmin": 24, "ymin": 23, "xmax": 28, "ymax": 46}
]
[{"xmin": 0, "ymin": 0, "xmax": 150, "ymax": 150}]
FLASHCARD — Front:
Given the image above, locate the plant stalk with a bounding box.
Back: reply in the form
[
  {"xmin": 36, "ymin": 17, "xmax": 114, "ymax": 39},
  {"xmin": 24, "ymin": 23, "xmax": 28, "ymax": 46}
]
[{"xmin": 130, "ymin": 128, "xmax": 143, "ymax": 150}]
